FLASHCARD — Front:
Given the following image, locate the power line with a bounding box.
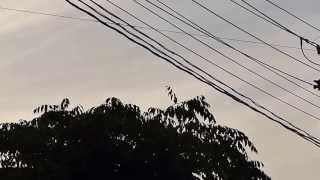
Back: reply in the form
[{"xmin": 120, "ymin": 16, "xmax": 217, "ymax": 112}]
[
  {"xmin": 135, "ymin": 0, "xmax": 320, "ymax": 122},
  {"xmin": 228, "ymin": 0, "xmax": 282, "ymax": 29},
  {"xmin": 3, "ymin": 3, "xmax": 320, "ymax": 121},
  {"xmin": 65, "ymin": 0, "xmax": 320, "ymax": 147},
  {"xmin": 264, "ymin": 0, "xmax": 320, "ymax": 33},
  {"xmin": 107, "ymin": 0, "xmax": 320, "ymax": 144},
  {"xmin": 151, "ymin": 0, "xmax": 315, "ymax": 88},
  {"xmin": 0, "ymin": 6, "xmax": 97, "ymax": 22},
  {"xmin": 149, "ymin": 0, "xmax": 320, "ymax": 103},
  {"xmin": 238, "ymin": 0, "xmax": 319, "ymax": 48},
  {"xmin": 300, "ymin": 37, "xmax": 320, "ymax": 66},
  {"xmin": 72, "ymin": 0, "xmax": 319, "ymax": 147},
  {"xmin": 231, "ymin": 0, "xmax": 320, "ymax": 66},
  {"xmin": 0, "ymin": 5, "xmax": 314, "ymax": 51},
  {"xmin": 191, "ymin": 0, "xmax": 320, "ymax": 73}
]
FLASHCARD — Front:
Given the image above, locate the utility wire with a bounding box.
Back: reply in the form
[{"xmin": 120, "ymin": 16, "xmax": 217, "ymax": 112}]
[
  {"xmin": 65, "ymin": 0, "xmax": 320, "ymax": 147},
  {"xmin": 135, "ymin": 0, "xmax": 320, "ymax": 122},
  {"xmin": 232, "ymin": 0, "xmax": 320, "ymax": 66},
  {"xmin": 191, "ymin": 0, "xmax": 320, "ymax": 73},
  {"xmin": 0, "ymin": 6, "xmax": 97, "ymax": 22},
  {"xmin": 150, "ymin": 0, "xmax": 320, "ymax": 103},
  {"xmin": 264, "ymin": 0, "xmax": 320, "ymax": 33},
  {"xmin": 0, "ymin": 5, "xmax": 313, "ymax": 51},
  {"xmin": 300, "ymin": 38, "xmax": 320, "ymax": 66},
  {"xmin": 228, "ymin": 0, "xmax": 284, "ymax": 30},
  {"xmin": 152, "ymin": 0, "xmax": 317, "ymax": 88},
  {"xmin": 108, "ymin": 0, "xmax": 320, "ymax": 118},
  {"xmin": 239, "ymin": 0, "xmax": 319, "ymax": 48},
  {"xmin": 228, "ymin": 0, "xmax": 300, "ymax": 39},
  {"xmin": 3, "ymin": 2, "xmax": 319, "ymax": 132},
  {"xmin": 105, "ymin": 0, "xmax": 320, "ymax": 144},
  {"xmin": 238, "ymin": 0, "xmax": 305, "ymax": 41},
  {"xmin": 107, "ymin": 0, "xmax": 319, "ymax": 144}
]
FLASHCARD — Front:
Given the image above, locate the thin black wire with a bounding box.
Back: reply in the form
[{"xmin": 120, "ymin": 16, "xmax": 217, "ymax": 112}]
[
  {"xmin": 213, "ymin": 37, "xmax": 313, "ymax": 51},
  {"xmin": 191, "ymin": 0, "xmax": 320, "ymax": 73},
  {"xmin": 153, "ymin": 0, "xmax": 320, "ymax": 100},
  {"xmin": 3, "ymin": 0, "xmax": 317, "ymax": 139},
  {"xmin": 63, "ymin": 1, "xmax": 223, "ymax": 95},
  {"xmin": 238, "ymin": 0, "xmax": 300, "ymax": 38},
  {"xmin": 264, "ymin": 0, "xmax": 320, "ymax": 33},
  {"xmin": 0, "ymin": 5, "xmax": 314, "ymax": 51},
  {"xmin": 101, "ymin": 0, "xmax": 320, "ymax": 145},
  {"xmin": 109, "ymin": 0, "xmax": 319, "ymax": 103},
  {"xmin": 228, "ymin": 0, "xmax": 282, "ymax": 29},
  {"xmin": 0, "ymin": 6, "xmax": 97, "ymax": 22},
  {"xmin": 136, "ymin": 0, "xmax": 320, "ymax": 122},
  {"xmin": 300, "ymin": 38, "xmax": 320, "ymax": 66},
  {"xmin": 234, "ymin": 0, "xmax": 320, "ymax": 66},
  {"xmin": 0, "ymin": 1, "xmax": 313, "ymax": 85},
  {"xmin": 105, "ymin": 0, "xmax": 320, "ymax": 144},
  {"xmin": 65, "ymin": 0, "xmax": 320, "ymax": 147},
  {"xmin": 228, "ymin": 0, "xmax": 298, "ymax": 39},
  {"xmin": 239, "ymin": 0, "xmax": 319, "ymax": 48}
]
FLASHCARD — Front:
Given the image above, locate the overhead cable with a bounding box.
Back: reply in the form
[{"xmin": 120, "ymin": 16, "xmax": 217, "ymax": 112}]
[
  {"xmin": 264, "ymin": 0, "xmax": 320, "ymax": 33},
  {"xmin": 151, "ymin": 0, "xmax": 320, "ymax": 99},
  {"xmin": 191, "ymin": 0, "xmax": 320, "ymax": 73},
  {"xmin": 231, "ymin": 0, "xmax": 320, "ymax": 65},
  {"xmin": 135, "ymin": 0, "xmax": 320, "ymax": 122},
  {"xmin": 0, "ymin": 5, "xmax": 315, "ymax": 51},
  {"xmin": 65, "ymin": 0, "xmax": 320, "ymax": 147}
]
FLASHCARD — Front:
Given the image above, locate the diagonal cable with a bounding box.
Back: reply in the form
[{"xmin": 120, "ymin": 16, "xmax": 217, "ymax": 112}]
[
  {"xmin": 191, "ymin": 0, "xmax": 320, "ymax": 73},
  {"xmin": 65, "ymin": 0, "xmax": 320, "ymax": 148}
]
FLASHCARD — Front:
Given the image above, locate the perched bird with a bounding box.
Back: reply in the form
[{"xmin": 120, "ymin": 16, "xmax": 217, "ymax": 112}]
[{"xmin": 313, "ymin": 79, "xmax": 320, "ymax": 90}]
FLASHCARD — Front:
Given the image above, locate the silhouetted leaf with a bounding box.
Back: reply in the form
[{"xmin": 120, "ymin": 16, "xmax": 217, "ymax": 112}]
[{"xmin": 0, "ymin": 92, "xmax": 269, "ymax": 180}]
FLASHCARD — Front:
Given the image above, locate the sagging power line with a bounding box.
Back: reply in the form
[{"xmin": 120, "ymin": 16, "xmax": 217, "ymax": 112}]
[
  {"xmin": 64, "ymin": 0, "xmax": 320, "ymax": 148},
  {"xmin": 263, "ymin": 0, "xmax": 320, "ymax": 33},
  {"xmin": 150, "ymin": 0, "xmax": 320, "ymax": 99},
  {"xmin": 135, "ymin": 0, "xmax": 320, "ymax": 117},
  {"xmin": 191, "ymin": 0, "xmax": 320, "ymax": 73},
  {"xmin": 228, "ymin": 0, "xmax": 320, "ymax": 66},
  {"xmin": 0, "ymin": 5, "xmax": 314, "ymax": 51}
]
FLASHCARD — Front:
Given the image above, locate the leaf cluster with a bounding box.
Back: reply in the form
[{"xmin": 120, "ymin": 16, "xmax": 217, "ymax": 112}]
[{"xmin": 0, "ymin": 96, "xmax": 270, "ymax": 180}]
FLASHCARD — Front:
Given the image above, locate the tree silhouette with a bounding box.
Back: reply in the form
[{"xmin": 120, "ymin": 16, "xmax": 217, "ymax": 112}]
[{"xmin": 0, "ymin": 91, "xmax": 270, "ymax": 180}]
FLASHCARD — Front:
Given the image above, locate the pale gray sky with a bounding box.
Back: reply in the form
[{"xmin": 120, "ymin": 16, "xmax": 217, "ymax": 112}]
[{"xmin": 1, "ymin": 0, "xmax": 320, "ymax": 179}]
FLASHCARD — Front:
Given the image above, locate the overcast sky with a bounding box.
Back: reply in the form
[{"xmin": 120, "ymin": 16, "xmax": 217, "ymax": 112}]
[{"xmin": 1, "ymin": 0, "xmax": 320, "ymax": 179}]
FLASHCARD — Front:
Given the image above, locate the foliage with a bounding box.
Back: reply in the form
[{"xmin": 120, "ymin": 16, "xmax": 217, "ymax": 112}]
[{"xmin": 0, "ymin": 91, "xmax": 270, "ymax": 180}]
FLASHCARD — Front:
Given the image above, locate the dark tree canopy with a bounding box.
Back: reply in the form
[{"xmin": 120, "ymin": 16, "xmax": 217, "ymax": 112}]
[{"xmin": 0, "ymin": 92, "xmax": 270, "ymax": 180}]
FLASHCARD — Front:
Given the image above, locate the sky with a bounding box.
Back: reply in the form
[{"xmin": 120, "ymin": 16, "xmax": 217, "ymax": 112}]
[{"xmin": 1, "ymin": 0, "xmax": 320, "ymax": 179}]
